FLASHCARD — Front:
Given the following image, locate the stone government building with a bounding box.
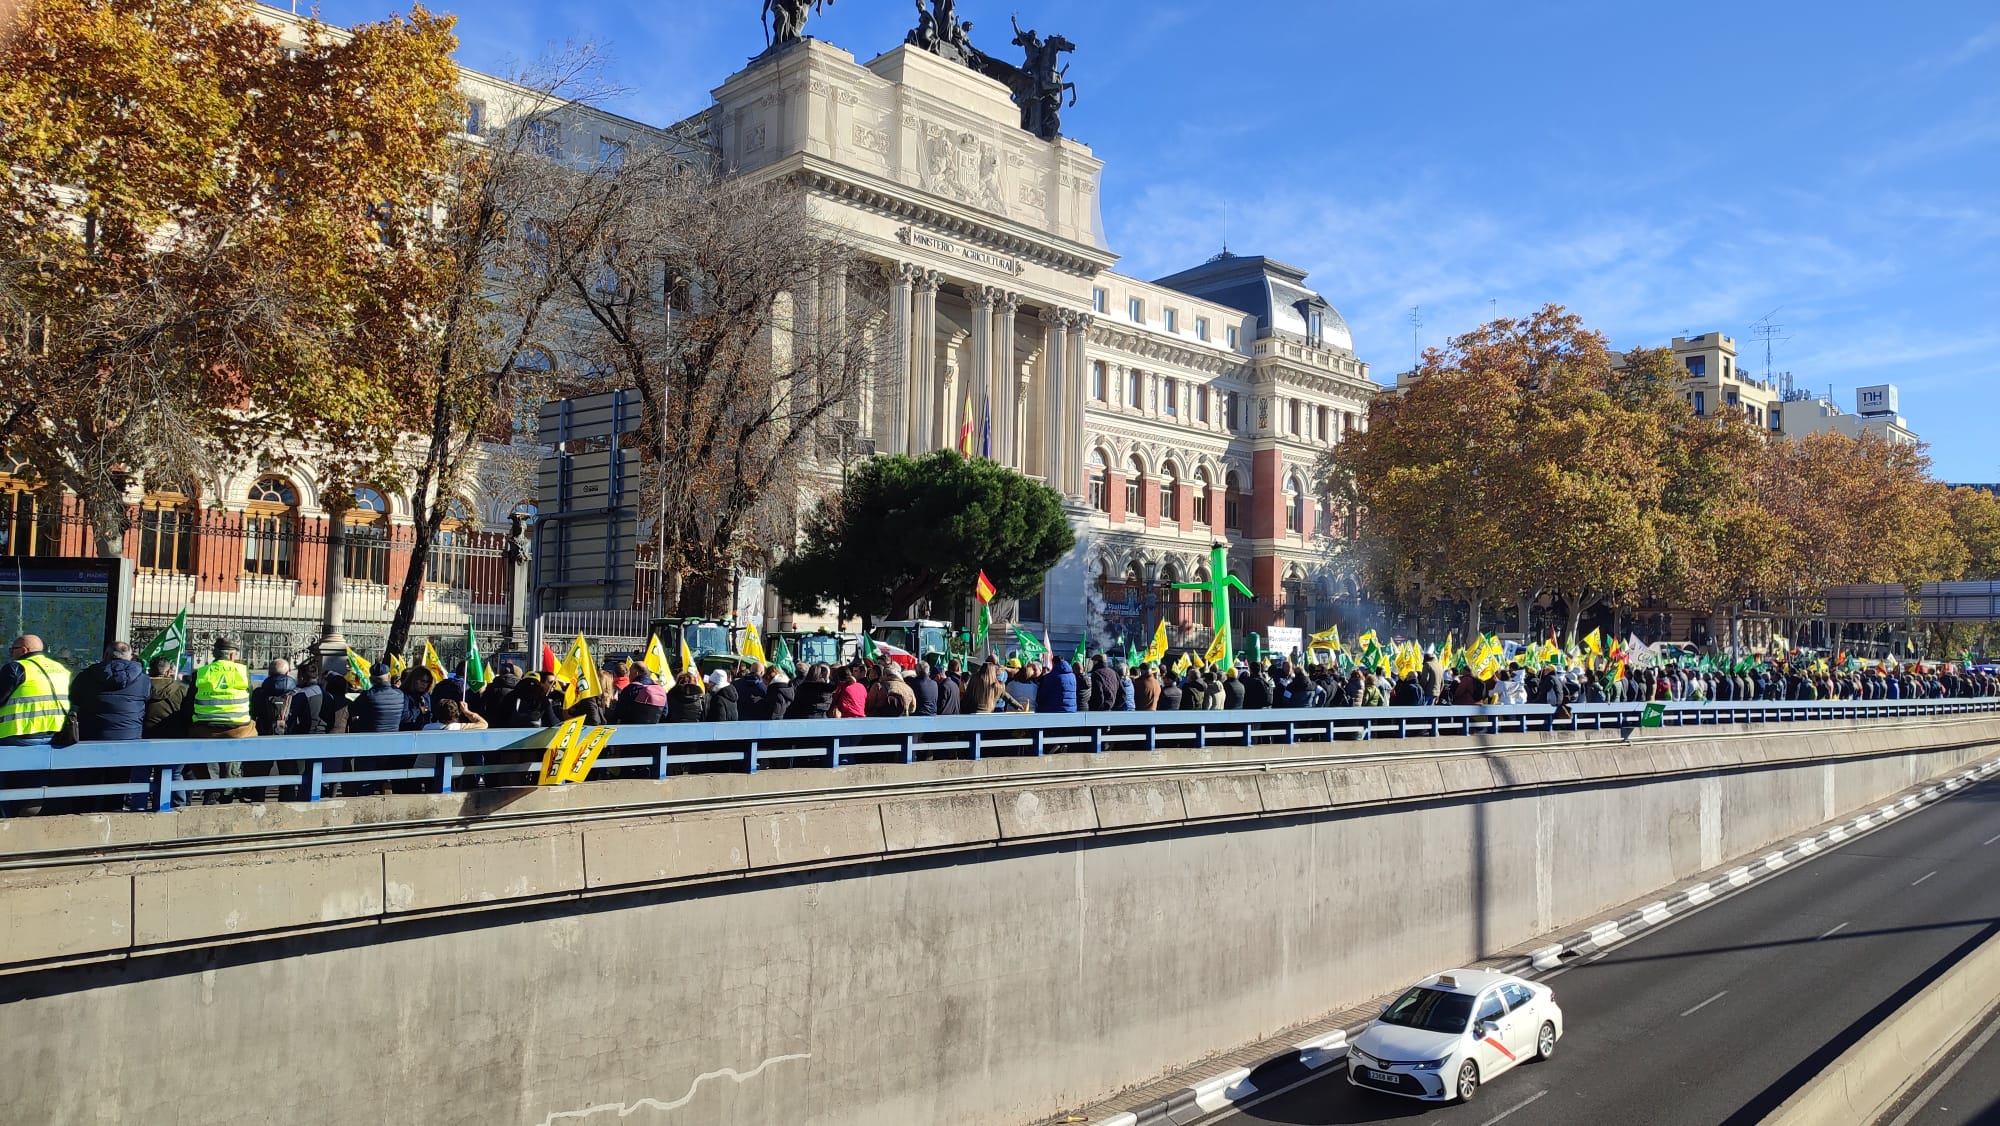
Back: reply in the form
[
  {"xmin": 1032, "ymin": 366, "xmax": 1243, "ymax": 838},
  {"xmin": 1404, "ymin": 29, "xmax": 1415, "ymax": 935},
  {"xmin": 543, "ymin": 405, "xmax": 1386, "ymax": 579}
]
[
  {"xmin": 696, "ymin": 31, "xmax": 1377, "ymax": 647},
  {"xmin": 2, "ymin": 4, "xmax": 1377, "ymax": 660}
]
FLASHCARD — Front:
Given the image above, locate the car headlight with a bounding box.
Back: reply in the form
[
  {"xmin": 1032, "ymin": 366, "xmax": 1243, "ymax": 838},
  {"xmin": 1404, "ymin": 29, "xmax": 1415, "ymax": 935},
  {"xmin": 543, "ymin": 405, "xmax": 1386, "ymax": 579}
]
[
  {"xmin": 1349, "ymin": 1049, "xmax": 1375, "ymax": 1068},
  {"xmin": 1411, "ymin": 1057, "xmax": 1450, "ymax": 1070}
]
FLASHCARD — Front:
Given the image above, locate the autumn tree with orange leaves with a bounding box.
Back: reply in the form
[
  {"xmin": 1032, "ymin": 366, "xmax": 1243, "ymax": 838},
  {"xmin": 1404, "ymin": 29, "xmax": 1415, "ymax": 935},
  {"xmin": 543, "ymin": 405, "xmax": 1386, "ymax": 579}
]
[
  {"xmin": 0, "ymin": 0, "xmax": 466, "ymax": 558},
  {"xmin": 1326, "ymin": 304, "xmax": 1968, "ymax": 646}
]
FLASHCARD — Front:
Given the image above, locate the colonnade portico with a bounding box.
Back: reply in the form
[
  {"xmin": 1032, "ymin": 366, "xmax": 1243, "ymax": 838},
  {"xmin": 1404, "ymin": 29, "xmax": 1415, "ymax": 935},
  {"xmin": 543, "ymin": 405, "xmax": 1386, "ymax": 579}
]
[{"xmin": 871, "ymin": 261, "xmax": 1090, "ymax": 491}]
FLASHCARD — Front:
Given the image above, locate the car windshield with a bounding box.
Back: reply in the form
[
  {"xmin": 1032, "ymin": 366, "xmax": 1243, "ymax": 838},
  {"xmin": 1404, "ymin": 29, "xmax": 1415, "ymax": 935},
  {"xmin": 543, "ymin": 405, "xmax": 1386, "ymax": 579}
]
[{"xmin": 1379, "ymin": 987, "xmax": 1476, "ymax": 1034}]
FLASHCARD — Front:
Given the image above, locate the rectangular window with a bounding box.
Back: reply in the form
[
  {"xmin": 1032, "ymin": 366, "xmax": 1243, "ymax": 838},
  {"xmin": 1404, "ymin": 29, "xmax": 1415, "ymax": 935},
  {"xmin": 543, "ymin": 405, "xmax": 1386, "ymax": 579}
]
[
  {"xmin": 1724, "ymin": 357, "xmax": 1732, "ymax": 378},
  {"xmin": 1124, "ymin": 475, "xmax": 1141, "ymax": 518},
  {"xmin": 425, "ymin": 531, "xmax": 467, "ymax": 589},
  {"xmin": 1128, "ymin": 368, "xmax": 1142, "ymax": 408},
  {"xmin": 1726, "ymin": 390, "xmax": 1739, "ymax": 406},
  {"xmin": 464, "ymin": 100, "xmax": 485, "ymax": 136},
  {"xmin": 1196, "ymin": 316, "xmax": 1209, "ymax": 341},
  {"xmin": 1226, "ymin": 490, "xmax": 1241, "ymax": 531},
  {"xmin": 1193, "ymin": 487, "xmax": 1210, "ymax": 525},
  {"xmin": 1685, "ymin": 356, "xmax": 1706, "ymax": 377},
  {"xmin": 137, "ymin": 505, "xmax": 194, "ymax": 574},
  {"xmin": 599, "ymin": 137, "xmax": 627, "ymax": 168},
  {"xmin": 1288, "ymin": 399, "xmax": 1301, "ymax": 435},
  {"xmin": 1128, "ymin": 296, "xmax": 1144, "ymax": 322},
  {"xmin": 1226, "ymin": 326, "xmax": 1239, "ymax": 350},
  {"xmin": 1309, "ymin": 311, "xmax": 1324, "ymax": 344},
  {"xmin": 1197, "ymin": 387, "xmax": 1210, "ymax": 423},
  {"xmin": 1092, "ymin": 287, "xmax": 1108, "ymax": 313},
  {"xmin": 1160, "ymin": 482, "xmax": 1175, "ymax": 520},
  {"xmin": 1164, "ymin": 308, "xmax": 1178, "ymax": 333},
  {"xmin": 1770, "ymin": 409, "xmax": 1782, "ymax": 431},
  {"xmin": 1164, "ymin": 381, "xmax": 1178, "ymax": 416},
  {"xmin": 1225, "ymin": 391, "xmax": 1239, "ymax": 431},
  {"xmin": 344, "ymin": 525, "xmax": 390, "ymax": 586},
  {"xmin": 242, "ymin": 515, "xmax": 293, "ymax": 579},
  {"xmin": 1091, "ymin": 361, "xmax": 1107, "ymax": 401},
  {"xmin": 526, "ymin": 118, "xmax": 560, "ymax": 157},
  {"xmin": 1693, "ymin": 390, "xmax": 1706, "ymax": 415},
  {"xmin": 1088, "ymin": 471, "xmax": 1107, "ymax": 512}
]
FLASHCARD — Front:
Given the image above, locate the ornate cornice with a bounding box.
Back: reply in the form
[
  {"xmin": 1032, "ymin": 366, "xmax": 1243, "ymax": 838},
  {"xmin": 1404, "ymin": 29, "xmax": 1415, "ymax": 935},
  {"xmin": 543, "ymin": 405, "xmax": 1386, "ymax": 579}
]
[
  {"xmin": 790, "ymin": 156, "xmax": 1118, "ymax": 278},
  {"xmin": 1088, "ymin": 321, "xmax": 1247, "ymax": 378}
]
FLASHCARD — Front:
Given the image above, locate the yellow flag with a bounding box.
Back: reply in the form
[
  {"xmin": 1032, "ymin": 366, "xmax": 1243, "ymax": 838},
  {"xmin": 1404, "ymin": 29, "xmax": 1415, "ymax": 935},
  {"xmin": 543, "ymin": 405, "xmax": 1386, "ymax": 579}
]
[
  {"xmin": 388, "ymin": 653, "xmax": 406, "ymax": 680},
  {"xmin": 642, "ymin": 634, "xmax": 668, "ymax": 679},
  {"xmin": 1308, "ymin": 624, "xmax": 1341, "ymax": 655},
  {"xmin": 1176, "ymin": 651, "xmax": 1193, "ymax": 674},
  {"xmin": 1584, "ymin": 627, "xmax": 1603, "ymax": 657},
  {"xmin": 1144, "ymin": 619, "xmax": 1169, "ymax": 664},
  {"xmin": 1202, "ymin": 629, "xmax": 1228, "ymax": 667},
  {"xmin": 422, "ymin": 640, "xmax": 447, "ymax": 684},
  {"xmin": 346, "ymin": 648, "xmax": 372, "ymax": 687},
  {"xmin": 680, "ymin": 636, "xmax": 700, "ymax": 689},
  {"xmin": 562, "ymin": 633, "xmax": 600, "ymax": 708},
  {"xmin": 742, "ymin": 622, "xmax": 767, "ymax": 664}
]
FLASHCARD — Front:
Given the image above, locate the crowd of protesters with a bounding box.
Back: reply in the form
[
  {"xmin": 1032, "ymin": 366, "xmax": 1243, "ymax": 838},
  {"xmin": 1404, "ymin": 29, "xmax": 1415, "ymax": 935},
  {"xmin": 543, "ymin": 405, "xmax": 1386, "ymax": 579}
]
[{"xmin": 2, "ymin": 630, "xmax": 1994, "ymax": 815}]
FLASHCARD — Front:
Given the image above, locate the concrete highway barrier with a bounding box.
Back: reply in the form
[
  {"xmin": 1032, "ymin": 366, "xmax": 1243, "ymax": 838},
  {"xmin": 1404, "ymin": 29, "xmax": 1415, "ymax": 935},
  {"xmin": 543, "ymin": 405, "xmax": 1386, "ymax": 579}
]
[{"xmin": 1760, "ymin": 928, "xmax": 2000, "ymax": 1126}]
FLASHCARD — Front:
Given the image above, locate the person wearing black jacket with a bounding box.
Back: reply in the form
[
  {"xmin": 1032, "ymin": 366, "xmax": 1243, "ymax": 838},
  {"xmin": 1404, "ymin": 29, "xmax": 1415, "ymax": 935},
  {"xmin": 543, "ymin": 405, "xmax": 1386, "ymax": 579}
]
[
  {"xmin": 762, "ymin": 668, "xmax": 797, "ymax": 720},
  {"xmin": 702, "ymin": 671, "xmax": 739, "ymax": 722},
  {"xmin": 1158, "ymin": 671, "xmax": 1184, "ymax": 711},
  {"xmin": 1241, "ymin": 663, "xmax": 1272, "ymax": 709},
  {"xmin": 786, "ymin": 665, "xmax": 834, "ymax": 719},
  {"xmin": 934, "ymin": 666, "xmax": 961, "ymax": 715},
  {"xmin": 1089, "ymin": 656, "xmax": 1123, "ymax": 712},
  {"xmin": 909, "ymin": 661, "xmax": 940, "ymax": 716},
  {"xmin": 1222, "ymin": 669, "xmax": 1246, "ymax": 709},
  {"xmin": 478, "ymin": 663, "xmax": 522, "ymax": 722},
  {"xmin": 665, "ymin": 672, "xmax": 707, "ymax": 722}
]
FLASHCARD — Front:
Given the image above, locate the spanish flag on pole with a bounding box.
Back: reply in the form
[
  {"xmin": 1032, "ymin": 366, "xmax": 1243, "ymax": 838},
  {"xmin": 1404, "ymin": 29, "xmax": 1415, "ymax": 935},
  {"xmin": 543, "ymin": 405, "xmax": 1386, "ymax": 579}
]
[
  {"xmin": 957, "ymin": 395, "xmax": 976, "ymax": 457},
  {"xmin": 974, "ymin": 570, "xmax": 996, "ymax": 604}
]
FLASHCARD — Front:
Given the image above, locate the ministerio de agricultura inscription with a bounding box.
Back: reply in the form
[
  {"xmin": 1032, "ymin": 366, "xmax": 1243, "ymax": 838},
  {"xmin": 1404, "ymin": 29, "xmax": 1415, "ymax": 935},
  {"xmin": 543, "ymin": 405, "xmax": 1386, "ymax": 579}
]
[{"xmin": 895, "ymin": 225, "xmax": 1023, "ymax": 275}]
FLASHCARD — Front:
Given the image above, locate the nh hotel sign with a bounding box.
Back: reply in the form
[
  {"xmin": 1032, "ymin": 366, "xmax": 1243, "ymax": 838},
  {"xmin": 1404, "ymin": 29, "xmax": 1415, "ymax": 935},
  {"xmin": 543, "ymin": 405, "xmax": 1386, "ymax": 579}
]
[{"xmin": 895, "ymin": 225, "xmax": 1023, "ymax": 276}]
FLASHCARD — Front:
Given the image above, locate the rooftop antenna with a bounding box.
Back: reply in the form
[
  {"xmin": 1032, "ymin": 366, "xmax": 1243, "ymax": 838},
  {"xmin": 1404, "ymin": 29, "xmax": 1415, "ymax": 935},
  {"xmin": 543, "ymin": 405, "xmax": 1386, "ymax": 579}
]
[
  {"xmin": 1751, "ymin": 309, "xmax": 1790, "ymax": 384},
  {"xmin": 1408, "ymin": 305, "xmax": 1423, "ymax": 373}
]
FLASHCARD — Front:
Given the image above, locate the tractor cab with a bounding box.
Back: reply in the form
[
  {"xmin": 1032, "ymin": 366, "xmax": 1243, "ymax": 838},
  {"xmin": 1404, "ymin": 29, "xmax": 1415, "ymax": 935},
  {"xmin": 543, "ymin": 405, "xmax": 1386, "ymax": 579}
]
[
  {"xmin": 648, "ymin": 618, "xmax": 750, "ymax": 676},
  {"xmin": 771, "ymin": 629, "xmax": 852, "ymax": 670},
  {"xmin": 869, "ymin": 620, "xmax": 955, "ymax": 665}
]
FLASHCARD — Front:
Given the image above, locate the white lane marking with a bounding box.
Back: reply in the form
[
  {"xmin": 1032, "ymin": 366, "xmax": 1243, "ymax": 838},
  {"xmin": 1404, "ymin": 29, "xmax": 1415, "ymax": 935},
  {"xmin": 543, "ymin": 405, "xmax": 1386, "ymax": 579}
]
[
  {"xmin": 1912, "ymin": 870, "xmax": 1937, "ymax": 887},
  {"xmin": 1817, "ymin": 921, "xmax": 1849, "ymax": 940},
  {"xmin": 1881, "ymin": 1004, "xmax": 2000, "ymax": 1126},
  {"xmin": 1480, "ymin": 1090, "xmax": 1548, "ymax": 1126},
  {"xmin": 1680, "ymin": 990, "xmax": 1729, "ymax": 1017},
  {"xmin": 1984, "ymin": 832, "xmax": 2000, "ymax": 847}
]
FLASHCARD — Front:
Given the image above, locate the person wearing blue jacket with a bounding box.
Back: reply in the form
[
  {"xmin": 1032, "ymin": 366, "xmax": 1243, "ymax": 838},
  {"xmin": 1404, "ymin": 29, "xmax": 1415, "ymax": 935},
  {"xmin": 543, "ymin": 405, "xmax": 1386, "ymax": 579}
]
[
  {"xmin": 71, "ymin": 642, "xmax": 149, "ymax": 743},
  {"xmin": 1036, "ymin": 656, "xmax": 1079, "ymax": 713}
]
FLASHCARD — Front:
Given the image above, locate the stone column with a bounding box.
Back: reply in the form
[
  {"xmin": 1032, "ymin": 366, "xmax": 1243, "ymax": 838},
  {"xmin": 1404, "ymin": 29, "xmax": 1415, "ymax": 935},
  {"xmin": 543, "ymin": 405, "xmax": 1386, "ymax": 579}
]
[
  {"xmin": 911, "ymin": 270, "xmax": 940, "ymax": 453},
  {"xmin": 887, "ymin": 263, "xmax": 916, "ymax": 456},
  {"xmin": 941, "ymin": 328, "xmax": 970, "ymax": 450},
  {"xmin": 826, "ymin": 264, "xmax": 849, "ymax": 428},
  {"xmin": 971, "ymin": 287, "xmax": 996, "ymax": 457},
  {"xmin": 995, "ymin": 294, "xmax": 1019, "ymax": 467},
  {"xmin": 1046, "ymin": 314, "xmax": 1070, "ymax": 492},
  {"xmin": 1066, "ymin": 313, "xmax": 1092, "ymax": 496},
  {"xmin": 316, "ymin": 504, "xmax": 350, "ymax": 668}
]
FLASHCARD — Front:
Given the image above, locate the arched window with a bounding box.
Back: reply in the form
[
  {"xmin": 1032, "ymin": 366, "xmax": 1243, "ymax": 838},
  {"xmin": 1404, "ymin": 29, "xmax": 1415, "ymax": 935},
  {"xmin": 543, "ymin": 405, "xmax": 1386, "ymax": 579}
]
[
  {"xmin": 1191, "ymin": 467, "xmax": 1212, "ymax": 526},
  {"xmin": 137, "ymin": 485, "xmax": 195, "ymax": 574},
  {"xmin": 1224, "ymin": 471, "xmax": 1243, "ymax": 532},
  {"xmin": 345, "ymin": 487, "xmax": 391, "ymax": 586},
  {"xmin": 425, "ymin": 498, "xmax": 472, "ymax": 589},
  {"xmin": 0, "ymin": 472, "xmax": 57, "ymax": 559},
  {"xmin": 1160, "ymin": 462, "xmax": 1180, "ymax": 523},
  {"xmin": 243, "ymin": 476, "xmax": 298, "ymax": 578},
  {"xmin": 1087, "ymin": 450, "xmax": 1108, "ymax": 513},
  {"xmin": 1124, "ymin": 456, "xmax": 1144, "ymax": 520},
  {"xmin": 1285, "ymin": 477, "xmax": 1305, "ymax": 535}
]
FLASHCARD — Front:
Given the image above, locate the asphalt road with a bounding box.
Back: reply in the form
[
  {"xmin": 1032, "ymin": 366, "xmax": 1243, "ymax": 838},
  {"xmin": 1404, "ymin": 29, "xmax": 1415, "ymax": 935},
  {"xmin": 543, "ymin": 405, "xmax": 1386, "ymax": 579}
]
[
  {"xmin": 1878, "ymin": 1000, "xmax": 2000, "ymax": 1126},
  {"xmin": 1204, "ymin": 775, "xmax": 2000, "ymax": 1126}
]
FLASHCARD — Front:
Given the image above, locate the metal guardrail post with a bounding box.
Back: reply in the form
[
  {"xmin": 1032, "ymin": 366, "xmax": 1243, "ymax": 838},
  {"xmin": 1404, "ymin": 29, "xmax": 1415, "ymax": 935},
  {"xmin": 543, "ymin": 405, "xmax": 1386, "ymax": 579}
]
[
  {"xmin": 435, "ymin": 753, "xmax": 455, "ymax": 795},
  {"xmin": 828, "ymin": 738, "xmax": 842, "ymax": 769},
  {"xmin": 1031, "ymin": 729, "xmax": 1045, "ymax": 755},
  {"xmin": 741, "ymin": 743, "xmax": 757, "ymax": 776},
  {"xmin": 303, "ymin": 759, "xmax": 325, "ymax": 801},
  {"xmin": 152, "ymin": 767, "xmax": 176, "ymax": 814},
  {"xmin": 968, "ymin": 731, "xmax": 983, "ymax": 761},
  {"xmin": 899, "ymin": 735, "xmax": 914, "ymax": 765},
  {"xmin": 1090, "ymin": 727, "xmax": 1104, "ymax": 753}
]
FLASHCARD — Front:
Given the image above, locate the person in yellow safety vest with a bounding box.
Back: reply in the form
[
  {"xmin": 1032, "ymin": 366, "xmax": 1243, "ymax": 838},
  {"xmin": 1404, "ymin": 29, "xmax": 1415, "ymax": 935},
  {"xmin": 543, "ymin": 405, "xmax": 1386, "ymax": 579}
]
[
  {"xmin": 191, "ymin": 637, "xmax": 255, "ymax": 804},
  {"xmin": 0, "ymin": 634, "xmax": 73, "ymax": 816},
  {"xmin": 0, "ymin": 634, "xmax": 71, "ymax": 745}
]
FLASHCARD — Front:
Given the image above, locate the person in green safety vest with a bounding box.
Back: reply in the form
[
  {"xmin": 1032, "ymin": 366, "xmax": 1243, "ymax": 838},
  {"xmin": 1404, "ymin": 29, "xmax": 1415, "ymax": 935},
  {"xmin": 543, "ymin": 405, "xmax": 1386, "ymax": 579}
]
[
  {"xmin": 191, "ymin": 637, "xmax": 255, "ymax": 804},
  {"xmin": 0, "ymin": 634, "xmax": 73, "ymax": 817}
]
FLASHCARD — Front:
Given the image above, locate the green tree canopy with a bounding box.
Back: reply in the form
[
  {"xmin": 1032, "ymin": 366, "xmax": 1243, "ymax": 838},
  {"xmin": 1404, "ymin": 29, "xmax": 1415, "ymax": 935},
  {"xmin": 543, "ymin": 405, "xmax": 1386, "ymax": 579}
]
[{"xmin": 770, "ymin": 451, "xmax": 1075, "ymax": 621}]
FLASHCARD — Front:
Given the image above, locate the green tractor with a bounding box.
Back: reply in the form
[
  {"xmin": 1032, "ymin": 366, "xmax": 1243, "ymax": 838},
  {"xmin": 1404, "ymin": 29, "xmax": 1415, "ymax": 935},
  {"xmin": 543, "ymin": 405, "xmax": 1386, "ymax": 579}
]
[
  {"xmin": 769, "ymin": 629, "xmax": 853, "ymax": 671},
  {"xmin": 648, "ymin": 617, "xmax": 753, "ymax": 677}
]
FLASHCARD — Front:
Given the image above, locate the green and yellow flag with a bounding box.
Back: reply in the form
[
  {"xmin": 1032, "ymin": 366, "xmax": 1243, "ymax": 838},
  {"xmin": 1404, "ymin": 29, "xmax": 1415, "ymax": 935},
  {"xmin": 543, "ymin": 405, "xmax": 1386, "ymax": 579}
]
[
  {"xmin": 347, "ymin": 648, "xmax": 373, "ymax": 688},
  {"xmin": 643, "ymin": 634, "xmax": 669, "ymax": 680},
  {"xmin": 562, "ymin": 633, "xmax": 600, "ymax": 708},
  {"xmin": 1143, "ymin": 619, "xmax": 1169, "ymax": 664},
  {"xmin": 464, "ymin": 621, "xmax": 491, "ymax": 688},
  {"xmin": 741, "ymin": 622, "xmax": 767, "ymax": 664},
  {"xmin": 422, "ymin": 640, "xmax": 448, "ymax": 685}
]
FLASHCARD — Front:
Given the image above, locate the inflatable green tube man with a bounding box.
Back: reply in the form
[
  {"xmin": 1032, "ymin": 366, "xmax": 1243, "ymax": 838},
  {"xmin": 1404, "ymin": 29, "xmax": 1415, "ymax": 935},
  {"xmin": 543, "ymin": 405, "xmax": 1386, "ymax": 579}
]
[{"xmin": 1171, "ymin": 541, "xmax": 1256, "ymax": 671}]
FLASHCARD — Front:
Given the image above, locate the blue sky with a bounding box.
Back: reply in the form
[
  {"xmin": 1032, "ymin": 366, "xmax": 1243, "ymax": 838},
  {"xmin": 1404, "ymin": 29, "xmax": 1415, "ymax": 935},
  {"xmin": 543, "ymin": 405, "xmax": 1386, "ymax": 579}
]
[{"xmin": 310, "ymin": 0, "xmax": 1999, "ymax": 480}]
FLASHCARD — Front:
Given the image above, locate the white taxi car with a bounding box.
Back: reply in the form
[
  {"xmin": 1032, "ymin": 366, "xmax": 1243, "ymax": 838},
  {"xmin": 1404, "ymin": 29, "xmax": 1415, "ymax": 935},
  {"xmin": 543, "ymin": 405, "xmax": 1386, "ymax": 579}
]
[{"xmin": 1346, "ymin": 969, "xmax": 1563, "ymax": 1103}]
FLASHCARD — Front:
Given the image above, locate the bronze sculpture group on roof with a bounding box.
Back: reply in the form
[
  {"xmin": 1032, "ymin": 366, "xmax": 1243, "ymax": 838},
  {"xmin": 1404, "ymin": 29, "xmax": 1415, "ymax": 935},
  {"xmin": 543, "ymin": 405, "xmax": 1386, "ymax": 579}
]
[{"xmin": 759, "ymin": 0, "xmax": 1078, "ymax": 142}]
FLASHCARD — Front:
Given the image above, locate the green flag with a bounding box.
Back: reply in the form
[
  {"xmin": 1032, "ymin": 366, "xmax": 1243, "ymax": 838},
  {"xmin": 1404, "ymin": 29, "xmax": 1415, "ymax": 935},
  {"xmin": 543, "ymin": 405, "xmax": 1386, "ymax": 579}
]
[
  {"xmin": 1126, "ymin": 643, "xmax": 1140, "ymax": 668},
  {"xmin": 771, "ymin": 635, "xmax": 798, "ymax": 676},
  {"xmin": 464, "ymin": 620, "xmax": 491, "ymax": 688},
  {"xmin": 976, "ymin": 603, "xmax": 991, "ymax": 649},
  {"xmin": 1073, "ymin": 636, "xmax": 1087, "ymax": 665},
  {"xmin": 139, "ymin": 606, "xmax": 190, "ymax": 669},
  {"xmin": 1640, "ymin": 701, "xmax": 1666, "ymax": 728},
  {"xmin": 1013, "ymin": 626, "xmax": 1047, "ymax": 662},
  {"xmin": 860, "ymin": 632, "xmax": 880, "ymax": 660}
]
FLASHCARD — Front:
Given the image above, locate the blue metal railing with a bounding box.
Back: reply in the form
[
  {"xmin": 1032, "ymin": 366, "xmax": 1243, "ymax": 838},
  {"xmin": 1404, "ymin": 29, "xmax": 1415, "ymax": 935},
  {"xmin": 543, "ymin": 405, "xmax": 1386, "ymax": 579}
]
[{"xmin": 2, "ymin": 697, "xmax": 1993, "ymax": 813}]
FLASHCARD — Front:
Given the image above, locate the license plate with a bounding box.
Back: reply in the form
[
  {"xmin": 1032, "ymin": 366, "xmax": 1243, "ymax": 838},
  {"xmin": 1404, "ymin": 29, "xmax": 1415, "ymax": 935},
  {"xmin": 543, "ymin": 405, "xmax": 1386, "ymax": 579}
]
[{"xmin": 1367, "ymin": 1070, "xmax": 1397, "ymax": 1083}]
